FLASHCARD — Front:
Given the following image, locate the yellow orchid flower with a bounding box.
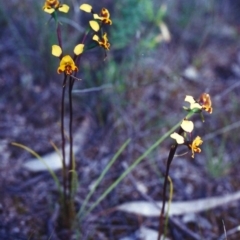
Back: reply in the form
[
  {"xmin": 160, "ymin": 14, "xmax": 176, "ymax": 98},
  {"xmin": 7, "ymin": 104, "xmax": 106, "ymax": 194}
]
[
  {"xmin": 189, "ymin": 136, "xmax": 203, "ymax": 158},
  {"xmin": 43, "ymin": 0, "xmax": 69, "ymax": 14},
  {"xmin": 199, "ymin": 93, "xmax": 213, "ymax": 114},
  {"xmin": 93, "ymin": 8, "xmax": 112, "ymax": 25},
  {"xmin": 93, "ymin": 33, "xmax": 110, "ymax": 50},
  {"xmin": 52, "ymin": 43, "xmax": 84, "ymax": 75},
  {"xmin": 51, "ymin": 44, "xmax": 84, "ymax": 74},
  {"xmin": 184, "ymin": 94, "xmax": 213, "ymax": 114},
  {"xmin": 171, "ymin": 132, "xmax": 204, "ymax": 158},
  {"xmin": 57, "ymin": 55, "xmax": 78, "ymax": 75}
]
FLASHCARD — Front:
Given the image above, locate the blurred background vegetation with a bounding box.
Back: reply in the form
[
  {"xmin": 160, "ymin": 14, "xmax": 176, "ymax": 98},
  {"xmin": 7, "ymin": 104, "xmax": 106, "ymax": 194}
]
[{"xmin": 1, "ymin": 0, "xmax": 240, "ymax": 239}]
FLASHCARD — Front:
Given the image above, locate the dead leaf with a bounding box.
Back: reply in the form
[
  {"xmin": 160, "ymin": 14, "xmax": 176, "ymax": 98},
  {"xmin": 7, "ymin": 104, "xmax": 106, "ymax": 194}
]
[{"xmin": 117, "ymin": 191, "xmax": 240, "ymax": 217}]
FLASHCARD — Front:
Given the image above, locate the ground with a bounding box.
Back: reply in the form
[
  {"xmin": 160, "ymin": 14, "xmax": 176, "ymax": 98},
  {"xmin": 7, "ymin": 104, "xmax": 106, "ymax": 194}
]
[{"xmin": 1, "ymin": 1, "xmax": 240, "ymax": 240}]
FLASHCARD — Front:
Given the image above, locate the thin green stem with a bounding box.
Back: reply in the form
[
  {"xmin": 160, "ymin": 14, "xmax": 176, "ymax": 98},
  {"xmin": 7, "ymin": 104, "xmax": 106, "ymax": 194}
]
[
  {"xmin": 57, "ymin": 22, "xmax": 62, "ymax": 49},
  {"xmin": 81, "ymin": 28, "xmax": 90, "ymax": 44}
]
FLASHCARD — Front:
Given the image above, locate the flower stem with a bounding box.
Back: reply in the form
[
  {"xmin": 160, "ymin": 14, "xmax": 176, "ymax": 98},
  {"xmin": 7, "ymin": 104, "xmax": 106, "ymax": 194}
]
[
  {"xmin": 57, "ymin": 22, "xmax": 62, "ymax": 49},
  {"xmin": 157, "ymin": 127, "xmax": 183, "ymax": 240},
  {"xmin": 61, "ymin": 75, "xmax": 68, "ymax": 220},
  {"xmin": 68, "ymin": 77, "xmax": 75, "ymax": 200}
]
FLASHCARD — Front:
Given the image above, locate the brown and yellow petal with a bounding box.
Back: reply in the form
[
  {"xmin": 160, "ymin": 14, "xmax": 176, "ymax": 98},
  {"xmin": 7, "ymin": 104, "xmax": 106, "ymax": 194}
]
[
  {"xmin": 93, "ymin": 8, "xmax": 112, "ymax": 25},
  {"xmin": 199, "ymin": 93, "xmax": 213, "ymax": 114},
  {"xmin": 100, "ymin": 8, "xmax": 110, "ymax": 18},
  {"xmin": 93, "ymin": 33, "xmax": 110, "ymax": 50},
  {"xmin": 43, "ymin": 0, "xmax": 60, "ymax": 10},
  {"xmin": 43, "ymin": 0, "xmax": 69, "ymax": 14},
  {"xmin": 100, "ymin": 8, "xmax": 112, "ymax": 25}
]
